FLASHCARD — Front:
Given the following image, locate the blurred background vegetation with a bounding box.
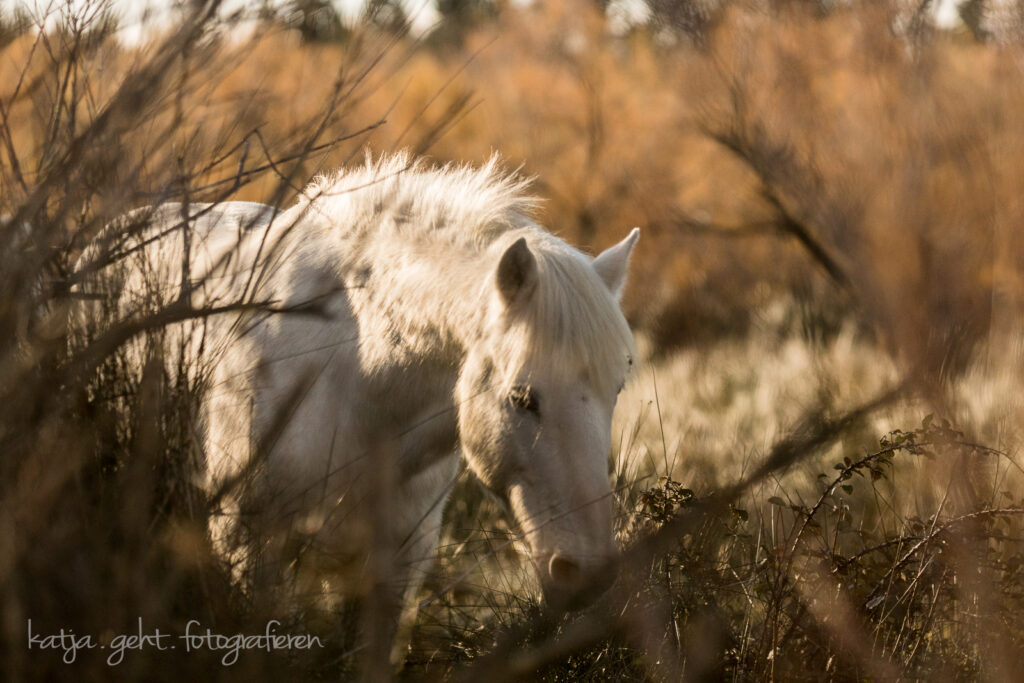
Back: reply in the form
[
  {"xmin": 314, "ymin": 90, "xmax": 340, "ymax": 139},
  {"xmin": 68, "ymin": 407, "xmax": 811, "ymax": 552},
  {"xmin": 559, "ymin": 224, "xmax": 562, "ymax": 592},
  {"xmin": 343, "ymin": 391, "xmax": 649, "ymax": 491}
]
[{"xmin": 4, "ymin": 0, "xmax": 1024, "ymax": 679}]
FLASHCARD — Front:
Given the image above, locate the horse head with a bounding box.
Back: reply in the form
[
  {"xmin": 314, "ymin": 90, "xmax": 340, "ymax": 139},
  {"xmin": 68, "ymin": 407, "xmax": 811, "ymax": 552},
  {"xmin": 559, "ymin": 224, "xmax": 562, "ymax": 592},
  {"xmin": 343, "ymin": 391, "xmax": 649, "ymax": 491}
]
[{"xmin": 457, "ymin": 227, "xmax": 639, "ymax": 610}]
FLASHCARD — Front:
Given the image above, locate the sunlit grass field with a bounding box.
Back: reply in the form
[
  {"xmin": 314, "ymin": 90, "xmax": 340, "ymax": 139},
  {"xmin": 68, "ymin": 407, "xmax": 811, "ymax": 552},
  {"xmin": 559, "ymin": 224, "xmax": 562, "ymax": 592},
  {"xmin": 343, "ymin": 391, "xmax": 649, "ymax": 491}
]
[{"xmin": 415, "ymin": 301, "xmax": 1024, "ymax": 678}]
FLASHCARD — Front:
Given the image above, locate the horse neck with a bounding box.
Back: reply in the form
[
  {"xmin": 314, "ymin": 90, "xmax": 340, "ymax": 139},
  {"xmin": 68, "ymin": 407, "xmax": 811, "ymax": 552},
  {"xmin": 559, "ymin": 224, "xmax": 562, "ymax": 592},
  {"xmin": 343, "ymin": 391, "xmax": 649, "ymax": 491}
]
[{"xmin": 359, "ymin": 240, "xmax": 491, "ymax": 366}]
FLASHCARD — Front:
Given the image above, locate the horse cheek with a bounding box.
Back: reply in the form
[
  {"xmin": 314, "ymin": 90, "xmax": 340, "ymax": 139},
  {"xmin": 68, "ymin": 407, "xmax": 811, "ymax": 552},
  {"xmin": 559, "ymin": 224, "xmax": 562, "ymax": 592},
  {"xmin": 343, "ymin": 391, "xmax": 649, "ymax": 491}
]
[{"xmin": 460, "ymin": 410, "xmax": 515, "ymax": 494}]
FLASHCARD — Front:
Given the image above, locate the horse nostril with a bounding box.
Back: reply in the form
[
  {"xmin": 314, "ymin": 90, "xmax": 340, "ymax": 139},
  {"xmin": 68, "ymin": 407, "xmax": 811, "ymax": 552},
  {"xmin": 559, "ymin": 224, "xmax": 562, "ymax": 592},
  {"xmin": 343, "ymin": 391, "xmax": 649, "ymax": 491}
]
[{"xmin": 548, "ymin": 554, "xmax": 583, "ymax": 587}]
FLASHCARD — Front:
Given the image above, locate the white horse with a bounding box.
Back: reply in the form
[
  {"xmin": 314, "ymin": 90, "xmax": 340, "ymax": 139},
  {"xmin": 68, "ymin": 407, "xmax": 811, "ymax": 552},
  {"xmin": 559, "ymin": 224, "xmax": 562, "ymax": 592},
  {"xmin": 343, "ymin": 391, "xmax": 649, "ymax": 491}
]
[{"xmin": 77, "ymin": 153, "xmax": 639, "ymax": 653}]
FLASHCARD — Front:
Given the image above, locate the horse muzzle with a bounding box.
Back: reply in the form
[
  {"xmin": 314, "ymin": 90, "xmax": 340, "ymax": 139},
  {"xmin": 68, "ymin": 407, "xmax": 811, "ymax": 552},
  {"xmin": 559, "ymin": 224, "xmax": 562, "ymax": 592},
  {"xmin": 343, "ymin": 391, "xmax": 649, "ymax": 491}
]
[{"xmin": 539, "ymin": 553, "xmax": 619, "ymax": 611}]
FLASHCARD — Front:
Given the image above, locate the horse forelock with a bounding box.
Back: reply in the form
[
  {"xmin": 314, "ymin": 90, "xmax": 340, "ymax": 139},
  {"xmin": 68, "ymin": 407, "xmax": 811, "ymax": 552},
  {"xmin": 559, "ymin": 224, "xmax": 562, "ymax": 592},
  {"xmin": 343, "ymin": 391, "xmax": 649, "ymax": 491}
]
[{"xmin": 493, "ymin": 241, "xmax": 637, "ymax": 398}]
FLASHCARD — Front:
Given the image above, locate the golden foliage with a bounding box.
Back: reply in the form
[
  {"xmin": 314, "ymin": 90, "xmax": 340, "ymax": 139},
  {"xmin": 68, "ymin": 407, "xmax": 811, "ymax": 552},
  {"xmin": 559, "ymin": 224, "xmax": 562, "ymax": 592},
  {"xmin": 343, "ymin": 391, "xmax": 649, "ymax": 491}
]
[{"xmin": 6, "ymin": 2, "xmax": 1024, "ymax": 372}]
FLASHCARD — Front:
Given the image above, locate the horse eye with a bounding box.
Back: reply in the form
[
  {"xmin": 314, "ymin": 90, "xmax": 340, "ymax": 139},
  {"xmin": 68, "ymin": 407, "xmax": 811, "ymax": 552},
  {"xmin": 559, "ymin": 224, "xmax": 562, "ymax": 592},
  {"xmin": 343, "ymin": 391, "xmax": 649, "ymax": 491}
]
[{"xmin": 509, "ymin": 385, "xmax": 540, "ymax": 415}]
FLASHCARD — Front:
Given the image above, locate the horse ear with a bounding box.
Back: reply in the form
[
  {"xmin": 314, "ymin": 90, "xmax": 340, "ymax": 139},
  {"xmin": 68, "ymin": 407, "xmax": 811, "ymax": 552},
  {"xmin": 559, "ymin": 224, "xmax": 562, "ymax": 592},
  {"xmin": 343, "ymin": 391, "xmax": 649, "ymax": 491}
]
[
  {"xmin": 592, "ymin": 227, "xmax": 639, "ymax": 300},
  {"xmin": 496, "ymin": 237, "xmax": 538, "ymax": 308}
]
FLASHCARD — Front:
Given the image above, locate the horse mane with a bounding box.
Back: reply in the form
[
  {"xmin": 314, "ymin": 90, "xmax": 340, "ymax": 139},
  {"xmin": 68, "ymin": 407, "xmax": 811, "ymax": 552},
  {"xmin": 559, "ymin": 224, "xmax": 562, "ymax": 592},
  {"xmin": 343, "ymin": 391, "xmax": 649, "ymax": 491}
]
[
  {"xmin": 296, "ymin": 151, "xmax": 636, "ymax": 396},
  {"xmin": 296, "ymin": 150, "xmax": 539, "ymax": 249}
]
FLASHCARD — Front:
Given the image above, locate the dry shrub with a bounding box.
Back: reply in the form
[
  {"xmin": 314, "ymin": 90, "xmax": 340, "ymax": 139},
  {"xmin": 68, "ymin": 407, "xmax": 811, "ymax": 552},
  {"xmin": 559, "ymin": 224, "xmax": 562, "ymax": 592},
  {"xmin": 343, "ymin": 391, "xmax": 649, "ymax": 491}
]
[
  {"xmin": 0, "ymin": 5, "xmax": 421, "ymax": 680},
  {"xmin": 685, "ymin": 4, "xmax": 1022, "ymax": 379}
]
